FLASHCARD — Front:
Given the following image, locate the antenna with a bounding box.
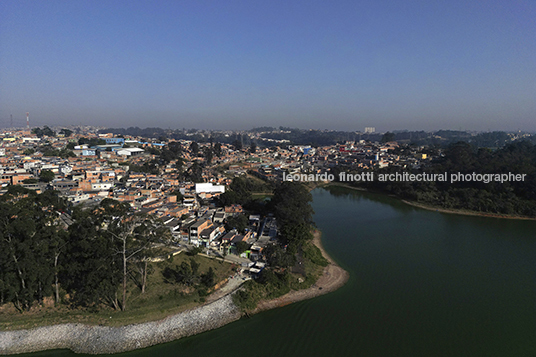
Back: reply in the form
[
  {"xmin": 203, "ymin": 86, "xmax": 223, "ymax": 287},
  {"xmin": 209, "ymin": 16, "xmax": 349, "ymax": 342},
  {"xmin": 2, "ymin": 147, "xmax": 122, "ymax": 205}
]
[
  {"xmin": 10, "ymin": 114, "xmax": 12, "ymax": 128},
  {"xmin": 26, "ymin": 112, "xmax": 29, "ymax": 130}
]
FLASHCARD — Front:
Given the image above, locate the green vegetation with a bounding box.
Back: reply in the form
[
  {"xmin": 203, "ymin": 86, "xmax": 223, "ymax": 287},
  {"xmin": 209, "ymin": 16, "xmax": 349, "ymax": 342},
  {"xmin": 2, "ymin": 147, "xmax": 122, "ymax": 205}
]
[
  {"xmin": 349, "ymin": 141, "xmax": 536, "ymax": 216},
  {"xmin": 128, "ymin": 161, "xmax": 160, "ymax": 175},
  {"xmin": 31, "ymin": 126, "xmax": 55, "ymax": 138},
  {"xmin": 302, "ymin": 242, "xmax": 328, "ymax": 267},
  {"xmin": 233, "ymin": 270, "xmax": 291, "ymax": 311},
  {"xmin": 272, "ymin": 181, "xmax": 315, "ymax": 250},
  {"xmin": 219, "ymin": 176, "xmax": 274, "ymax": 206},
  {"xmin": 0, "ymin": 191, "xmax": 234, "ymax": 330},
  {"xmin": 225, "ymin": 214, "xmax": 248, "ymax": 234},
  {"xmin": 78, "ymin": 137, "xmax": 106, "ymax": 147},
  {"xmin": 233, "ymin": 181, "xmax": 325, "ymax": 312},
  {"xmin": 59, "ymin": 128, "xmax": 72, "ymax": 137},
  {"xmin": 325, "ymin": 140, "xmax": 536, "ymax": 217},
  {"xmin": 213, "ymin": 142, "xmax": 222, "ymax": 157},
  {"xmin": 39, "ymin": 169, "xmax": 55, "ymax": 182},
  {"xmin": 38, "ymin": 145, "xmax": 76, "ymax": 158},
  {"xmin": 232, "ymin": 241, "xmax": 324, "ymax": 312},
  {"xmin": 0, "ymin": 253, "xmax": 232, "ymax": 330},
  {"xmin": 22, "ymin": 178, "xmax": 38, "ymax": 184}
]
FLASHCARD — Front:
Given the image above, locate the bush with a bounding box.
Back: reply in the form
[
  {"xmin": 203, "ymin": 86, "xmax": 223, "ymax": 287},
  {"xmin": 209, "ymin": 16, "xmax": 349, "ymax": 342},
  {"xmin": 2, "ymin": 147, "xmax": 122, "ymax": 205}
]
[{"xmin": 302, "ymin": 243, "xmax": 328, "ymax": 267}]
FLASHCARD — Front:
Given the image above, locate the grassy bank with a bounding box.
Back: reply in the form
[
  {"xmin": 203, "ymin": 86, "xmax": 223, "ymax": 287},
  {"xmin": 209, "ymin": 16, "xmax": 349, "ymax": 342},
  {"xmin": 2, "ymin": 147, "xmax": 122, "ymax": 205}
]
[{"xmin": 0, "ymin": 253, "xmax": 233, "ymax": 331}]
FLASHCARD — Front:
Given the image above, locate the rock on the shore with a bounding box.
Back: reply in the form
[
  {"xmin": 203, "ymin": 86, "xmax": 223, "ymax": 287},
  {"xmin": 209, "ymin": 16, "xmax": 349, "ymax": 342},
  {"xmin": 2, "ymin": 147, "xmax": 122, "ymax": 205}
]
[{"xmin": 0, "ymin": 294, "xmax": 241, "ymax": 355}]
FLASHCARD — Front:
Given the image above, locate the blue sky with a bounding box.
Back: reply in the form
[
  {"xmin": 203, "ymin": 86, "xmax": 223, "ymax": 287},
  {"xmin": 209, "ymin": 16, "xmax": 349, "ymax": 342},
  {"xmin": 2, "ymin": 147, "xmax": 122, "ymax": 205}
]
[{"xmin": 1, "ymin": 0, "xmax": 534, "ymax": 132}]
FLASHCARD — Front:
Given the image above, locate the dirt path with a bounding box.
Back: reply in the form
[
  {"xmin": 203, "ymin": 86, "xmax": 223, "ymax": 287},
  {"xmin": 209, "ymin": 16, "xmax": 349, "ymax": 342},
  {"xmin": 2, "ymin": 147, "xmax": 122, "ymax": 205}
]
[{"xmin": 254, "ymin": 230, "xmax": 349, "ymax": 312}]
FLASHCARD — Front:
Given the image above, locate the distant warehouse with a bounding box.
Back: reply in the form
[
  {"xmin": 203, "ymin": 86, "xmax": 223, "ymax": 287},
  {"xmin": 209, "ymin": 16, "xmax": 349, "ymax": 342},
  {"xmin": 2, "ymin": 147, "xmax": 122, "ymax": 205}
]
[{"xmin": 116, "ymin": 148, "xmax": 145, "ymax": 156}]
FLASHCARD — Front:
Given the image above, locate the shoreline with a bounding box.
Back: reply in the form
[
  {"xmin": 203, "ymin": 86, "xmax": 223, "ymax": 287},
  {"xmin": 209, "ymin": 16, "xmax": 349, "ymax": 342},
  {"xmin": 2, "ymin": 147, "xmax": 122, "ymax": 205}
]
[
  {"xmin": 0, "ymin": 231, "xmax": 348, "ymax": 355},
  {"xmin": 325, "ymin": 182, "xmax": 536, "ymax": 221},
  {"xmin": 0, "ymin": 294, "xmax": 241, "ymax": 355},
  {"xmin": 253, "ymin": 230, "xmax": 349, "ymax": 313},
  {"xmin": 401, "ymin": 199, "xmax": 536, "ymax": 221}
]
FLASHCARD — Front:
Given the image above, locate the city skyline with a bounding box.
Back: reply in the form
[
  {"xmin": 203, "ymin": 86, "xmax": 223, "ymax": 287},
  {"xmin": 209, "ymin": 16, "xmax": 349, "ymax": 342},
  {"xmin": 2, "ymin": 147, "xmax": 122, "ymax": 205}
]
[{"xmin": 1, "ymin": 0, "xmax": 534, "ymax": 132}]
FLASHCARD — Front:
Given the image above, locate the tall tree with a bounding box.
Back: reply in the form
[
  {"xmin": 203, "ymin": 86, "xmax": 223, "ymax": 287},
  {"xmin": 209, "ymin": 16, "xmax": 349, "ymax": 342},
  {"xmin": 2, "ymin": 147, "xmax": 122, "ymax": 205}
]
[
  {"xmin": 203, "ymin": 147, "xmax": 214, "ymax": 165},
  {"xmin": 381, "ymin": 132, "xmax": 395, "ymax": 143},
  {"xmin": 64, "ymin": 209, "xmax": 122, "ymax": 310},
  {"xmin": 232, "ymin": 135, "xmax": 243, "ymax": 151},
  {"xmin": 214, "ymin": 142, "xmax": 222, "ymax": 157},
  {"xmin": 190, "ymin": 141, "xmax": 200, "ymax": 156},
  {"xmin": 39, "ymin": 170, "xmax": 55, "ymax": 182},
  {"xmin": 105, "ymin": 209, "xmax": 162, "ymax": 311},
  {"xmin": 271, "ymin": 182, "xmax": 314, "ymax": 248}
]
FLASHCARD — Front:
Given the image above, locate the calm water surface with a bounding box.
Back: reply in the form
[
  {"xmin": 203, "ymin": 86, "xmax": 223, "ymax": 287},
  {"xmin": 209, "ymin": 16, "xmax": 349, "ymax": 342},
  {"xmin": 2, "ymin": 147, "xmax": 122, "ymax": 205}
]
[{"xmin": 24, "ymin": 187, "xmax": 536, "ymax": 356}]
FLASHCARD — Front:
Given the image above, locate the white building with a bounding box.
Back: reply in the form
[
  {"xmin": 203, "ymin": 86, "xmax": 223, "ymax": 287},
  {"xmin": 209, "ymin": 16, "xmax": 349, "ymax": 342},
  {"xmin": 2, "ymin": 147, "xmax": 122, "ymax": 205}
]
[
  {"xmin": 195, "ymin": 183, "xmax": 225, "ymax": 194},
  {"xmin": 116, "ymin": 148, "xmax": 145, "ymax": 156}
]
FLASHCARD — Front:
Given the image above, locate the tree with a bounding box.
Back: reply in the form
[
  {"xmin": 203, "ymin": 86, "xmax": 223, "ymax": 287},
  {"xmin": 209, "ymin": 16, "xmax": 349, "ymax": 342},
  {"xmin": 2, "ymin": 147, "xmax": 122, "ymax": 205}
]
[
  {"xmin": 42, "ymin": 126, "xmax": 55, "ymax": 137},
  {"xmin": 78, "ymin": 137, "xmax": 106, "ymax": 146},
  {"xmin": 168, "ymin": 141, "xmax": 182, "ymax": 155},
  {"xmin": 172, "ymin": 190, "xmax": 184, "ymax": 202},
  {"xmin": 104, "ymin": 208, "xmax": 163, "ymax": 311},
  {"xmin": 263, "ymin": 244, "xmax": 296, "ymax": 267},
  {"xmin": 0, "ymin": 191, "xmax": 66, "ymax": 310},
  {"xmin": 59, "ymin": 128, "xmax": 72, "ymax": 137},
  {"xmin": 201, "ymin": 267, "xmax": 216, "ymax": 287},
  {"xmin": 203, "ymin": 147, "xmax": 214, "ymax": 165},
  {"xmin": 382, "ymin": 132, "xmax": 395, "ymax": 143},
  {"xmin": 64, "ymin": 211, "xmax": 122, "ymax": 310},
  {"xmin": 214, "ymin": 142, "xmax": 222, "ymax": 157},
  {"xmin": 131, "ymin": 216, "xmax": 170, "ymax": 294},
  {"xmin": 31, "ymin": 126, "xmax": 55, "ymax": 138},
  {"xmin": 250, "ymin": 141, "xmax": 257, "ymax": 154},
  {"xmin": 225, "ymin": 214, "xmax": 248, "ymax": 234},
  {"xmin": 221, "ymin": 243, "xmax": 228, "ymax": 260},
  {"xmin": 218, "ymin": 177, "xmax": 253, "ymax": 206},
  {"xmin": 190, "ymin": 141, "xmax": 200, "ymax": 156},
  {"xmin": 59, "ymin": 148, "xmax": 76, "ymax": 158},
  {"xmin": 235, "ymin": 241, "xmax": 250, "ymax": 255},
  {"xmin": 39, "ymin": 170, "xmax": 55, "ymax": 182},
  {"xmin": 271, "ymin": 182, "xmax": 314, "ymax": 248},
  {"xmin": 232, "ymin": 137, "xmax": 243, "ymax": 151},
  {"xmin": 187, "ymin": 162, "xmax": 203, "ymax": 183}
]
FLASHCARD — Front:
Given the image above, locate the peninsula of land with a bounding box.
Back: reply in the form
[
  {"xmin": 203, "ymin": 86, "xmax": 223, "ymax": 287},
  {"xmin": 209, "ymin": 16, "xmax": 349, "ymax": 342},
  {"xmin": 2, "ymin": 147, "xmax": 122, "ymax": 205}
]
[
  {"xmin": 327, "ymin": 183, "xmax": 536, "ymax": 221},
  {"xmin": 0, "ymin": 231, "xmax": 348, "ymax": 355}
]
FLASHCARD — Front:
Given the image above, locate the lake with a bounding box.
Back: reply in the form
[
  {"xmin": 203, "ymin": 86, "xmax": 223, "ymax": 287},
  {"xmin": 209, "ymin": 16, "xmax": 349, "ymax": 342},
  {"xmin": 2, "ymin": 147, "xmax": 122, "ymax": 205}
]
[{"xmin": 22, "ymin": 186, "xmax": 536, "ymax": 356}]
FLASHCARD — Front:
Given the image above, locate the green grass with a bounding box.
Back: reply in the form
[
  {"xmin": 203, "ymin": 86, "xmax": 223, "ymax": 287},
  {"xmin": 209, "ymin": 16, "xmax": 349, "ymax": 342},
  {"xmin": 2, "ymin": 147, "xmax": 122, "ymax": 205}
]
[{"xmin": 0, "ymin": 255, "xmax": 233, "ymax": 331}]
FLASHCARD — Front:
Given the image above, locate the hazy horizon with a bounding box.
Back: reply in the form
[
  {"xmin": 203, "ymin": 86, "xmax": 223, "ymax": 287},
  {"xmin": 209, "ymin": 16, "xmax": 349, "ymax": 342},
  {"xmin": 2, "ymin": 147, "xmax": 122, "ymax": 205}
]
[{"xmin": 1, "ymin": 1, "xmax": 534, "ymax": 132}]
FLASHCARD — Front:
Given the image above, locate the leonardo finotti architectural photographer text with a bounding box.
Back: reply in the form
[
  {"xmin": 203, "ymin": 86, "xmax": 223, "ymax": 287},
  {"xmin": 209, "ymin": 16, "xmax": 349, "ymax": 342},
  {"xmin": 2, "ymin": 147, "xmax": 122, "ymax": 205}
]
[{"xmin": 283, "ymin": 172, "xmax": 527, "ymax": 184}]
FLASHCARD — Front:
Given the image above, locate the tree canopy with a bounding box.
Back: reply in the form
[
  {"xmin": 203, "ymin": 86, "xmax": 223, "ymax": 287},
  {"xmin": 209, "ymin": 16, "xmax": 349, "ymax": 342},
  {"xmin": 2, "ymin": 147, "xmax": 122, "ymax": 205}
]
[{"xmin": 271, "ymin": 181, "xmax": 314, "ymax": 249}]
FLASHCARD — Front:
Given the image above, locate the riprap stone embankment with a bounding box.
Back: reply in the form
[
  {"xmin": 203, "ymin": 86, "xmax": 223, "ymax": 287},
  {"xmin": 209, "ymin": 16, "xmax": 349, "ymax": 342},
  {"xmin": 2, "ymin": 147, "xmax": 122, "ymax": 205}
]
[{"xmin": 0, "ymin": 294, "xmax": 240, "ymax": 355}]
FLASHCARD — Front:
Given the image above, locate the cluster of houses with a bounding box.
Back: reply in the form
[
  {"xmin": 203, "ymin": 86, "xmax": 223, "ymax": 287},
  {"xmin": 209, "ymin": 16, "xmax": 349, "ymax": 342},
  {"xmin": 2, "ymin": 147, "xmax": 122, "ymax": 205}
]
[{"xmin": 0, "ymin": 126, "xmax": 437, "ymax": 273}]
